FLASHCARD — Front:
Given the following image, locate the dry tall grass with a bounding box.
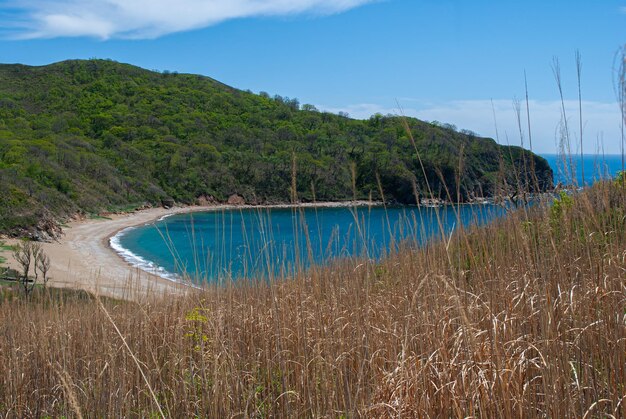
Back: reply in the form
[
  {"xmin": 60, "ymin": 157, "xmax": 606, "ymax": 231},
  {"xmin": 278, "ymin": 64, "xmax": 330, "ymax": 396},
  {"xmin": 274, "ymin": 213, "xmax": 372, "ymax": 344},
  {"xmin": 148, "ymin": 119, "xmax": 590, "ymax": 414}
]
[{"xmin": 0, "ymin": 180, "xmax": 624, "ymax": 417}]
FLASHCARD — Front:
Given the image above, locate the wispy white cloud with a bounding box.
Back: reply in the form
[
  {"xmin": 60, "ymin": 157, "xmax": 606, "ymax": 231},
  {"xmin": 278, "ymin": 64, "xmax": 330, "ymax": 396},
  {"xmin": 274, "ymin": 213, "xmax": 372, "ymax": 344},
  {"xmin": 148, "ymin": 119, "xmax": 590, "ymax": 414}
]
[
  {"xmin": 3, "ymin": 0, "xmax": 376, "ymax": 39},
  {"xmin": 319, "ymin": 99, "xmax": 624, "ymax": 154}
]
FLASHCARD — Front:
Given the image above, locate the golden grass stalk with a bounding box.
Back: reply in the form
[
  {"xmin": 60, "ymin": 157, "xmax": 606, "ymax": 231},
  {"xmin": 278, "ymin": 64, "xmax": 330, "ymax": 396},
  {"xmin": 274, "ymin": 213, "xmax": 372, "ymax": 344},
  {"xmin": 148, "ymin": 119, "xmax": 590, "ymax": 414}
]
[{"xmin": 0, "ymin": 179, "xmax": 623, "ymax": 417}]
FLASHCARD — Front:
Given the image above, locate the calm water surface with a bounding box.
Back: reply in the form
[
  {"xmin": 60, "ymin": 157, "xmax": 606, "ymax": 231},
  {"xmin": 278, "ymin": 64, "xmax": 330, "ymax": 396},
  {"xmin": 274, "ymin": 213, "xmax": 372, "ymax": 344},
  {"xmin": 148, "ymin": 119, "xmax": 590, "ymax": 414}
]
[
  {"xmin": 541, "ymin": 154, "xmax": 624, "ymax": 186},
  {"xmin": 113, "ymin": 154, "xmax": 624, "ymax": 283},
  {"xmin": 113, "ymin": 204, "xmax": 506, "ymax": 283}
]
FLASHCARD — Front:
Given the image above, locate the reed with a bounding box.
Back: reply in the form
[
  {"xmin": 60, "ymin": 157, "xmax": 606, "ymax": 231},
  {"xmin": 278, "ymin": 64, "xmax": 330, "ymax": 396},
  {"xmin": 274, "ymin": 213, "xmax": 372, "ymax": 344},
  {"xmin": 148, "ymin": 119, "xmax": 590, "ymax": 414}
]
[
  {"xmin": 1, "ymin": 55, "xmax": 625, "ymax": 418},
  {"xmin": 0, "ymin": 176, "xmax": 624, "ymax": 417}
]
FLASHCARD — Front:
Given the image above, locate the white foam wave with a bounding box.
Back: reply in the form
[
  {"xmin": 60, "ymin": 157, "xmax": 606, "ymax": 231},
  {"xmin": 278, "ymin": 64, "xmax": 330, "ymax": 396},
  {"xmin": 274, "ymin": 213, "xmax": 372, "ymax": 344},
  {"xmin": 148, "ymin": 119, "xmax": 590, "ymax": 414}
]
[
  {"xmin": 157, "ymin": 213, "xmax": 175, "ymax": 222},
  {"xmin": 110, "ymin": 227, "xmax": 181, "ymax": 283}
]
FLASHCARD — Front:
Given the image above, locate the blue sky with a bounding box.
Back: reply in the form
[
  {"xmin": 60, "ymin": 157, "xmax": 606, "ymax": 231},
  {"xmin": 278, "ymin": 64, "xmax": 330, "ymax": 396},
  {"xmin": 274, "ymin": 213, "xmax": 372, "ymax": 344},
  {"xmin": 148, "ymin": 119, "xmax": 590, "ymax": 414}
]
[{"xmin": 0, "ymin": 0, "xmax": 625, "ymax": 153}]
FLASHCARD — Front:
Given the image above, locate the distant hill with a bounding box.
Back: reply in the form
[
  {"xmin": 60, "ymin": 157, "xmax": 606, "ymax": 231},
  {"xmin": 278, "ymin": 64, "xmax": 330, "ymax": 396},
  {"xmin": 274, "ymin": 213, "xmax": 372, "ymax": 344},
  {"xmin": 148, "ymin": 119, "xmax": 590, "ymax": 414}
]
[{"xmin": 0, "ymin": 59, "xmax": 552, "ymax": 236}]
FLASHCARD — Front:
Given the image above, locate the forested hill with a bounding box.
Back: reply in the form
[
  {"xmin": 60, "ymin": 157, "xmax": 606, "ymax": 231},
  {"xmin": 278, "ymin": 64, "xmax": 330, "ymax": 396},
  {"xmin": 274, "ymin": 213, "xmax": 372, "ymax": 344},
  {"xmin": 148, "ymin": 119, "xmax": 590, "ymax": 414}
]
[{"xmin": 0, "ymin": 59, "xmax": 552, "ymax": 236}]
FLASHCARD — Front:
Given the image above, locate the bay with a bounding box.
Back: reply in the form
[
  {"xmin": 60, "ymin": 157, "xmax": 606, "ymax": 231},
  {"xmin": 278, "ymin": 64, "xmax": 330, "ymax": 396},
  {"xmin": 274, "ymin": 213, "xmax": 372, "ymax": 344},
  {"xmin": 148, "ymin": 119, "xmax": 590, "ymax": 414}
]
[
  {"xmin": 114, "ymin": 204, "xmax": 506, "ymax": 283},
  {"xmin": 113, "ymin": 154, "xmax": 625, "ymax": 283}
]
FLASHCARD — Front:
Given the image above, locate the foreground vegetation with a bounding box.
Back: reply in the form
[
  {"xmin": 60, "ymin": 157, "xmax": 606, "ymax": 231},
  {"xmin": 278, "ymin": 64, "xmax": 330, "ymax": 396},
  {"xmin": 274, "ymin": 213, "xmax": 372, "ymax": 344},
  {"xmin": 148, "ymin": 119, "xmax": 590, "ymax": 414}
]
[
  {"xmin": 0, "ymin": 180, "xmax": 623, "ymax": 417},
  {"xmin": 0, "ymin": 59, "xmax": 552, "ymax": 235}
]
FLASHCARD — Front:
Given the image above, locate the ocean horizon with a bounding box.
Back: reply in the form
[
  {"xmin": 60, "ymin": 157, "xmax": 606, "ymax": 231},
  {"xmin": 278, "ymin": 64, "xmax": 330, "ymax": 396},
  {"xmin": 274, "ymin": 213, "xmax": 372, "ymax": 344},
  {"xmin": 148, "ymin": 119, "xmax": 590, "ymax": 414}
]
[{"xmin": 541, "ymin": 153, "xmax": 624, "ymax": 186}]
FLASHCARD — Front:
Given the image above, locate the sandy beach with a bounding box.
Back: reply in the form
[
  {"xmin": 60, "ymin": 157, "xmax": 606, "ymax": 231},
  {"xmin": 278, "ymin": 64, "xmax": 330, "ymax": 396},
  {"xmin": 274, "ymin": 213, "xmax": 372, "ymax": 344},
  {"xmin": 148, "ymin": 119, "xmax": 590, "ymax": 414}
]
[
  {"xmin": 2, "ymin": 206, "xmax": 208, "ymax": 300},
  {"xmin": 2, "ymin": 201, "xmax": 377, "ymax": 301}
]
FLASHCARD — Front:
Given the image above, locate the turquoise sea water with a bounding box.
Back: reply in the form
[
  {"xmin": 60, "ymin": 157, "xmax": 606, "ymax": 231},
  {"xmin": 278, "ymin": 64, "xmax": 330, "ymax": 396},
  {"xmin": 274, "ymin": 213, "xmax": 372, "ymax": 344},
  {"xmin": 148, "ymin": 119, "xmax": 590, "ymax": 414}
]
[
  {"xmin": 113, "ymin": 154, "xmax": 624, "ymax": 283},
  {"xmin": 113, "ymin": 204, "xmax": 506, "ymax": 283}
]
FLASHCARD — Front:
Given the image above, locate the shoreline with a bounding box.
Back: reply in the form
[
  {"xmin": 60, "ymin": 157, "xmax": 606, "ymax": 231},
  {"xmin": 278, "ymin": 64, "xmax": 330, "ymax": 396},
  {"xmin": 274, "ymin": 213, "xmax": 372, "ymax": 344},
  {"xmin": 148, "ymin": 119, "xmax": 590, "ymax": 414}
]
[
  {"xmin": 2, "ymin": 196, "xmax": 553, "ymax": 300},
  {"xmin": 106, "ymin": 200, "xmax": 384, "ymax": 285},
  {"xmin": 1, "ymin": 201, "xmax": 380, "ymax": 301}
]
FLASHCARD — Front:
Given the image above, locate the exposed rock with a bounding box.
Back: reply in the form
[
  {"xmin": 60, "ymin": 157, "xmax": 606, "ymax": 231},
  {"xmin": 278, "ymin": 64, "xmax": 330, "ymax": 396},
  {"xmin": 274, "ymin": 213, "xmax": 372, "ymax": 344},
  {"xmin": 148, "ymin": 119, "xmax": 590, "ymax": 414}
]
[
  {"xmin": 30, "ymin": 216, "xmax": 63, "ymax": 242},
  {"xmin": 161, "ymin": 197, "xmax": 175, "ymax": 209},
  {"xmin": 420, "ymin": 198, "xmax": 445, "ymax": 208},
  {"xmin": 196, "ymin": 195, "xmax": 217, "ymax": 206},
  {"xmin": 227, "ymin": 194, "xmax": 246, "ymax": 206},
  {"xmin": 71, "ymin": 212, "xmax": 86, "ymax": 221}
]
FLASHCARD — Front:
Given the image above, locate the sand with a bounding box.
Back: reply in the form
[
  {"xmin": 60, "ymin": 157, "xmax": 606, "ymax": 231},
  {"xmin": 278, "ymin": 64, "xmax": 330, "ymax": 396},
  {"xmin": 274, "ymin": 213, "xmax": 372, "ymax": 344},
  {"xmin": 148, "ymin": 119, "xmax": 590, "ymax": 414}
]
[
  {"xmin": 2, "ymin": 207, "xmax": 207, "ymax": 300},
  {"xmin": 1, "ymin": 201, "xmax": 377, "ymax": 301}
]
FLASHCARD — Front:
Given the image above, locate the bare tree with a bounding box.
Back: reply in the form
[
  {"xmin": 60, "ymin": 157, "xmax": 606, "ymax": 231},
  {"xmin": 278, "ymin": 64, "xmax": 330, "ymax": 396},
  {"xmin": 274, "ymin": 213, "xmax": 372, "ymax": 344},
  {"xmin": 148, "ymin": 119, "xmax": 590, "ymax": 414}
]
[
  {"xmin": 31, "ymin": 243, "xmax": 42, "ymax": 285},
  {"xmin": 12, "ymin": 241, "xmax": 49, "ymax": 296},
  {"xmin": 37, "ymin": 252, "xmax": 51, "ymax": 288},
  {"xmin": 13, "ymin": 241, "xmax": 34, "ymax": 296}
]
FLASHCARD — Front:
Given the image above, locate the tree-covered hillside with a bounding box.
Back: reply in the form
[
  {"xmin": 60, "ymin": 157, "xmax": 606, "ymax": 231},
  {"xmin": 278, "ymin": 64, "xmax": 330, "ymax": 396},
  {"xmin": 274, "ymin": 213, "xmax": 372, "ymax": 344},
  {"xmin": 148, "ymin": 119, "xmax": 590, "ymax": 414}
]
[{"xmin": 0, "ymin": 59, "xmax": 552, "ymax": 236}]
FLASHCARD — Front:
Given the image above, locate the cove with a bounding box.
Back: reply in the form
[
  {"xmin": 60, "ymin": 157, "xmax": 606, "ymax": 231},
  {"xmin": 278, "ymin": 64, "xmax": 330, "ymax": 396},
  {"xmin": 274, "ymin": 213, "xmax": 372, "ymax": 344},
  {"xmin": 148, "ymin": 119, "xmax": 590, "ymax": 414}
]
[
  {"xmin": 112, "ymin": 154, "xmax": 624, "ymax": 283},
  {"xmin": 112, "ymin": 204, "xmax": 507, "ymax": 283}
]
